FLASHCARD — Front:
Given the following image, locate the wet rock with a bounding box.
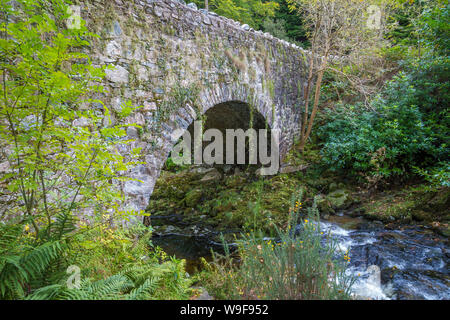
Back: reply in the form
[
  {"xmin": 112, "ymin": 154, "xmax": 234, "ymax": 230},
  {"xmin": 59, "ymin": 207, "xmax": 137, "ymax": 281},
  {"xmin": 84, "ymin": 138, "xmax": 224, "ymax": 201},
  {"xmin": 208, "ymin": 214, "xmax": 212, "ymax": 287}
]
[
  {"xmin": 329, "ymin": 182, "xmax": 338, "ymax": 192},
  {"xmin": 349, "ymin": 207, "xmax": 366, "ymax": 217},
  {"xmin": 411, "ymin": 210, "xmax": 432, "ymax": 221},
  {"xmin": 112, "ymin": 21, "xmax": 121, "ymax": 36}
]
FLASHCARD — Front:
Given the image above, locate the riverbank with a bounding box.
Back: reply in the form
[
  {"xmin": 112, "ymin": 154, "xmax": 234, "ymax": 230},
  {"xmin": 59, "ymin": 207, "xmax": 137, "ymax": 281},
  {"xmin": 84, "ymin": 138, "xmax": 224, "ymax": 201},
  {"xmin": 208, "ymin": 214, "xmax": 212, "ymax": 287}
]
[
  {"xmin": 147, "ymin": 161, "xmax": 449, "ymax": 237},
  {"xmin": 145, "ymin": 160, "xmax": 449, "ymax": 300}
]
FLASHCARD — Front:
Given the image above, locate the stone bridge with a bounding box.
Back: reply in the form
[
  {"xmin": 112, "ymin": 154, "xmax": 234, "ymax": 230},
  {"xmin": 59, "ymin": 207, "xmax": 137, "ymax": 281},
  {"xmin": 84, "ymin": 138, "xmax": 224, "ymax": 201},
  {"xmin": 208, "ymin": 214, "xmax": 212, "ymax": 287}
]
[{"xmin": 81, "ymin": 0, "xmax": 309, "ymax": 215}]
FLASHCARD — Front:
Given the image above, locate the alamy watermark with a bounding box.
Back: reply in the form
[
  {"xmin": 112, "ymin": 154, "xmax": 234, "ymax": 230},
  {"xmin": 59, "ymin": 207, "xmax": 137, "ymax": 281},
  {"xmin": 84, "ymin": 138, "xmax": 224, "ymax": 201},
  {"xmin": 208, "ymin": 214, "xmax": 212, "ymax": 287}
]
[
  {"xmin": 170, "ymin": 120, "xmax": 280, "ymax": 175},
  {"xmin": 66, "ymin": 265, "xmax": 81, "ymax": 289},
  {"xmin": 366, "ymin": 5, "xmax": 382, "ymax": 30}
]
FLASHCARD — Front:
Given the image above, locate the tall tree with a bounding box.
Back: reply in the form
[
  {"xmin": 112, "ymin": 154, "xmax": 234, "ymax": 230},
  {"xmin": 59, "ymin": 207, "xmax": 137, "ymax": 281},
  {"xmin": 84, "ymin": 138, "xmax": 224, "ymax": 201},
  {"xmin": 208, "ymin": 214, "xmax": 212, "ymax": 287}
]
[
  {"xmin": 288, "ymin": 0, "xmax": 393, "ymax": 151},
  {"xmin": 270, "ymin": 0, "xmax": 308, "ymax": 44}
]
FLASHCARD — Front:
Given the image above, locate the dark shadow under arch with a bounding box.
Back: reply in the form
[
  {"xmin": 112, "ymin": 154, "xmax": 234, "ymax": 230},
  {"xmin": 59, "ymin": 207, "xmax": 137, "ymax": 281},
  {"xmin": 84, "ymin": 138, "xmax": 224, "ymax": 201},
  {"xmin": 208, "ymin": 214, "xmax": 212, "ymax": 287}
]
[{"xmin": 186, "ymin": 100, "xmax": 271, "ymax": 167}]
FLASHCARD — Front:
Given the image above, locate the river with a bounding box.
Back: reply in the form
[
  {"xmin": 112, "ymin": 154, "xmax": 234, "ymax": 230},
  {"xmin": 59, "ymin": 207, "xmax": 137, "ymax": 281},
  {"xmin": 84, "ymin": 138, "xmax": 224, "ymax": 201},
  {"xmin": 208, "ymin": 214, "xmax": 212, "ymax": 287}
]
[{"xmin": 151, "ymin": 213, "xmax": 449, "ymax": 300}]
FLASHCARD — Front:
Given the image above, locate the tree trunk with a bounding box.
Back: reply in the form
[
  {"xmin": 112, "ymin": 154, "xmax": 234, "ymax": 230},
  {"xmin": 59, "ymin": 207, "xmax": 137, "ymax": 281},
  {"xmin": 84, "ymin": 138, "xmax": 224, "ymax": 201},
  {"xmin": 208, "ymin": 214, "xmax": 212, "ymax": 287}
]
[
  {"xmin": 300, "ymin": 51, "xmax": 315, "ymax": 146},
  {"xmin": 299, "ymin": 53, "xmax": 329, "ymax": 151}
]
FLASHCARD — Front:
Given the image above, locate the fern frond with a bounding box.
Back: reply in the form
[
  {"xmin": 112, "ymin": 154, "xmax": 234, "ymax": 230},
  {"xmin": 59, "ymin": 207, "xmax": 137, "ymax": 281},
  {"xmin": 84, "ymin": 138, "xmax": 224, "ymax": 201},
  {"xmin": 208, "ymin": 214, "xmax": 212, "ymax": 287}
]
[
  {"xmin": 0, "ymin": 241, "xmax": 63, "ymax": 299},
  {"xmin": 126, "ymin": 276, "xmax": 159, "ymax": 300}
]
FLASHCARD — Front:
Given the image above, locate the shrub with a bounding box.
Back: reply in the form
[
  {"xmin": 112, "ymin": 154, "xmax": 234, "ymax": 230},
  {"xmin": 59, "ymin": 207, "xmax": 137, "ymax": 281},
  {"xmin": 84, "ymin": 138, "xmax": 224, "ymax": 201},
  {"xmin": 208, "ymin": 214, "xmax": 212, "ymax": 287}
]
[
  {"xmin": 200, "ymin": 189, "xmax": 355, "ymax": 300},
  {"xmin": 414, "ymin": 162, "xmax": 450, "ymax": 188},
  {"xmin": 0, "ymin": 219, "xmax": 192, "ymax": 300}
]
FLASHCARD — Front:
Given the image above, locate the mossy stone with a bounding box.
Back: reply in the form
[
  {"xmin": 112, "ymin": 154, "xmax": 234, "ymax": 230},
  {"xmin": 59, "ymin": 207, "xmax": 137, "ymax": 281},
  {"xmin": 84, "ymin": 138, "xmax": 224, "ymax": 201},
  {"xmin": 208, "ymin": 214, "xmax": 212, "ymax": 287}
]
[
  {"xmin": 326, "ymin": 189, "xmax": 353, "ymax": 209},
  {"xmin": 315, "ymin": 194, "xmax": 334, "ymax": 215},
  {"xmin": 185, "ymin": 189, "xmax": 203, "ymax": 207}
]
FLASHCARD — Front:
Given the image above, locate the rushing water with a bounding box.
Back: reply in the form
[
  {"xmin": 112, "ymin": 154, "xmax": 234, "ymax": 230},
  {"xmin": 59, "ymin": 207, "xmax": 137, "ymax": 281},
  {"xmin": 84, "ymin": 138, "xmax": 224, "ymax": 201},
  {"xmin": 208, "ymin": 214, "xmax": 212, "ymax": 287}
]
[
  {"xmin": 318, "ymin": 215, "xmax": 449, "ymax": 300},
  {"xmin": 151, "ymin": 214, "xmax": 449, "ymax": 300}
]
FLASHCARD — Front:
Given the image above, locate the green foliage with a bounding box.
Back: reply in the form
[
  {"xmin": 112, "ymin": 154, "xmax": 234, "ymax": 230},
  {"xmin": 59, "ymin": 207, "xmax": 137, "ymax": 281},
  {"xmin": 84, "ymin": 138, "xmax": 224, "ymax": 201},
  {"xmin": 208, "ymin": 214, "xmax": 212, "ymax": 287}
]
[
  {"xmin": 0, "ymin": 219, "xmax": 192, "ymax": 300},
  {"xmin": 0, "ymin": 0, "xmax": 142, "ymax": 235},
  {"xmin": 317, "ymin": 3, "xmax": 449, "ymax": 184},
  {"xmin": 262, "ymin": 17, "xmax": 290, "ymax": 41},
  {"xmin": 200, "ymin": 189, "xmax": 355, "ymax": 300},
  {"xmin": 192, "ymin": 0, "xmax": 279, "ymax": 30},
  {"xmin": 318, "ymin": 101, "xmax": 434, "ymax": 181},
  {"xmin": 386, "ymin": 1, "xmax": 423, "ymax": 46}
]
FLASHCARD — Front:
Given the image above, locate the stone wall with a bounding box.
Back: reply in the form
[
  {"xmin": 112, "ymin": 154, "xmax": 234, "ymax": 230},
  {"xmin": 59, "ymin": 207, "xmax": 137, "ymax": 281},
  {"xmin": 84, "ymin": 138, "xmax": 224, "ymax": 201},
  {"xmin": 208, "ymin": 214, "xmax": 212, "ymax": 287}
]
[{"xmin": 76, "ymin": 0, "xmax": 309, "ymax": 217}]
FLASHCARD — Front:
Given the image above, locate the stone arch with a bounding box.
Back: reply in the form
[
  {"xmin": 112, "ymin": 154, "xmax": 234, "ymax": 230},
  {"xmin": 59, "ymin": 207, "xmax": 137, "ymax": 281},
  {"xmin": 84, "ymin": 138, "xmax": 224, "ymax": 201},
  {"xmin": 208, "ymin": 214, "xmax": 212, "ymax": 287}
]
[
  {"xmin": 124, "ymin": 83, "xmax": 280, "ymax": 219},
  {"xmin": 81, "ymin": 0, "xmax": 309, "ymax": 219}
]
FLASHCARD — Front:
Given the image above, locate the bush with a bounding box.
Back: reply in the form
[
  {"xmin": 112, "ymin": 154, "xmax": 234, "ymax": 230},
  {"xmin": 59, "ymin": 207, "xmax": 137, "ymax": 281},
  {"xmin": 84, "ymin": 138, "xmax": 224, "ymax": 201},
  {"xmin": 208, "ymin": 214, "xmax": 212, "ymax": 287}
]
[{"xmin": 200, "ymin": 189, "xmax": 355, "ymax": 300}]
